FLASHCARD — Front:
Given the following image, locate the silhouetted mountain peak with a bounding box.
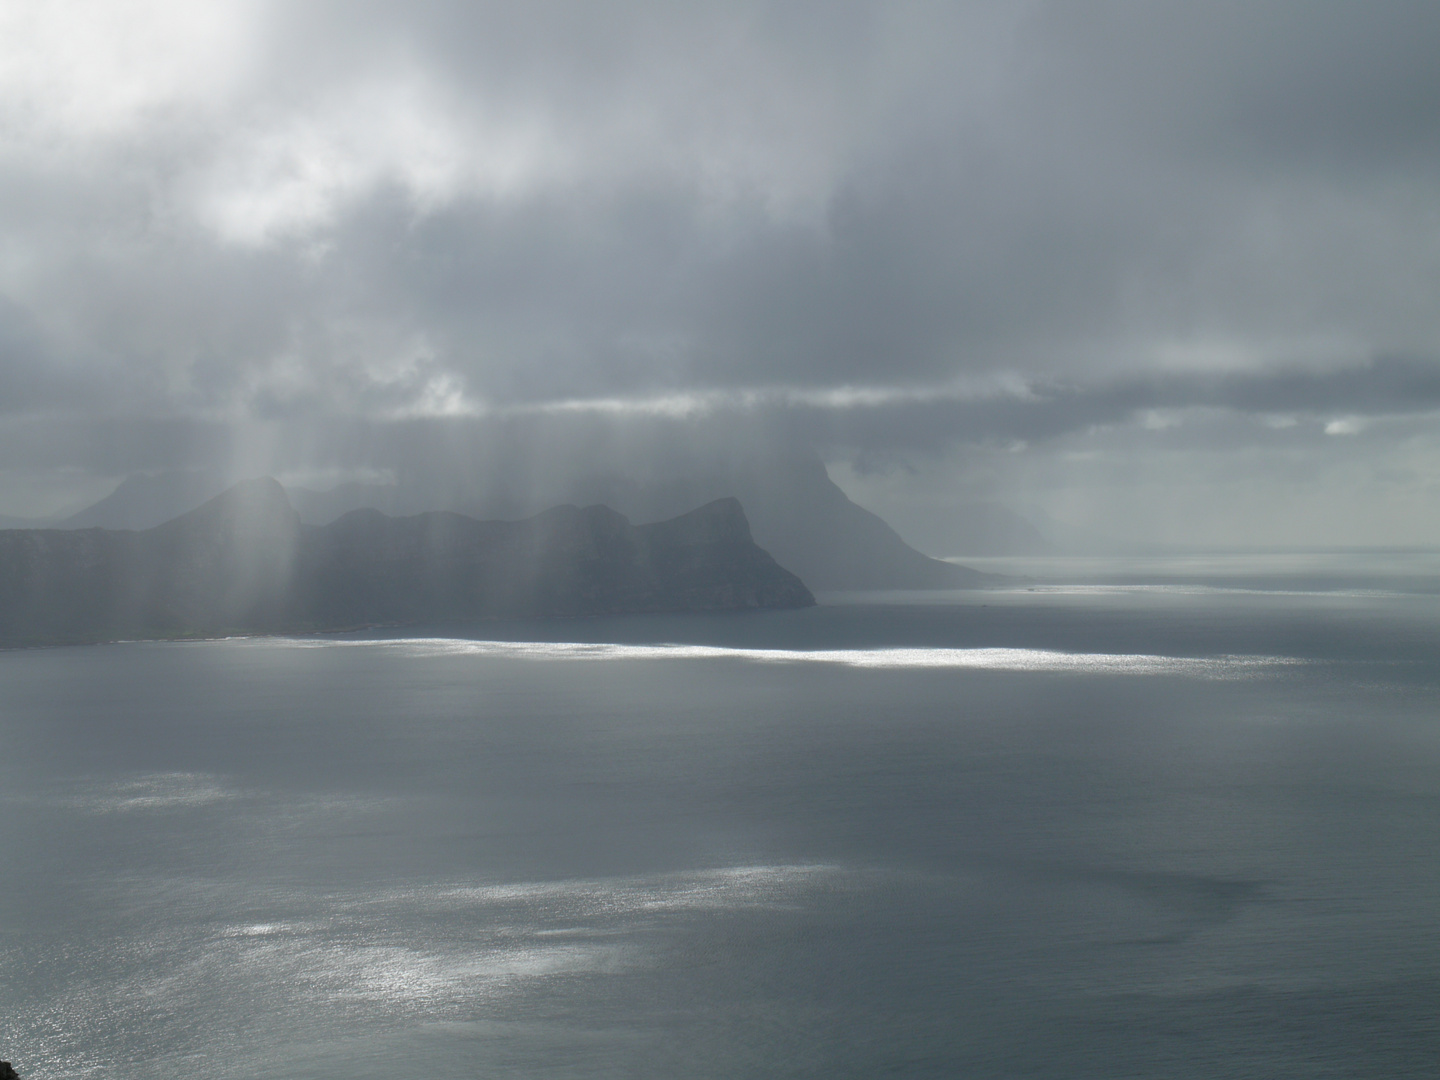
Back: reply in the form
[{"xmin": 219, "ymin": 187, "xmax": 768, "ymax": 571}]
[
  {"xmin": 567, "ymin": 454, "xmax": 1001, "ymax": 590},
  {"xmin": 61, "ymin": 470, "xmax": 228, "ymax": 531},
  {"xmin": 0, "ymin": 480, "xmax": 813, "ymax": 645},
  {"xmin": 151, "ymin": 476, "xmax": 298, "ymax": 534},
  {"xmin": 52, "ymin": 455, "xmax": 1012, "ymax": 590},
  {"xmin": 647, "ymin": 497, "xmax": 753, "ymax": 546}
]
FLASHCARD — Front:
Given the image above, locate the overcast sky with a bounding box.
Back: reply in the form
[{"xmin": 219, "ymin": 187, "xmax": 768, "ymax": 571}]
[{"xmin": 2, "ymin": 0, "xmax": 1438, "ymax": 546}]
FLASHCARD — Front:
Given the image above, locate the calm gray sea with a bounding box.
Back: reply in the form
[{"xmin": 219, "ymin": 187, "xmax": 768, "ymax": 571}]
[{"xmin": 3, "ymin": 553, "xmax": 1439, "ymax": 1078}]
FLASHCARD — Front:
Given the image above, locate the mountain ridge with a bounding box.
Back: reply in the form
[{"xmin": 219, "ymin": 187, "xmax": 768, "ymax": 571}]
[
  {"xmin": 287, "ymin": 453, "xmax": 1004, "ymax": 590},
  {"xmin": 45, "ymin": 454, "xmax": 1007, "ymax": 590},
  {"xmin": 0, "ymin": 481, "xmax": 813, "ymax": 647}
]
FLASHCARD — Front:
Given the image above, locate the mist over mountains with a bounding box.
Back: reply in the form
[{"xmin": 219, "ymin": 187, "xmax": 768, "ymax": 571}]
[
  {"xmin": 41, "ymin": 451, "xmax": 1011, "ymax": 589},
  {"xmin": 59, "ymin": 471, "xmax": 233, "ymax": 532},
  {"xmin": 0, "ymin": 479, "xmax": 814, "ymax": 647},
  {"xmin": 3, "ymin": 4, "xmax": 1440, "ymax": 548},
  {"xmin": 292, "ymin": 454, "xmax": 999, "ymax": 589}
]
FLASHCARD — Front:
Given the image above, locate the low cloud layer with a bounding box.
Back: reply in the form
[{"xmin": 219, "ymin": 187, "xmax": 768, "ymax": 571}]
[{"xmin": 1, "ymin": 2, "xmax": 1438, "ymax": 544}]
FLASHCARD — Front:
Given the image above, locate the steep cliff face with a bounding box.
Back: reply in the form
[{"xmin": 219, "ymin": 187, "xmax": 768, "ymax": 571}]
[
  {"xmin": 297, "ymin": 497, "xmax": 812, "ymax": 625},
  {"xmin": 636, "ymin": 497, "xmax": 816, "ymax": 610},
  {"xmin": 55, "ymin": 453, "xmax": 1004, "ymax": 590},
  {"xmin": 557, "ymin": 454, "xmax": 1002, "ymax": 590},
  {"xmin": 0, "ymin": 526, "xmax": 133, "ymax": 645},
  {"xmin": 139, "ymin": 477, "xmax": 302, "ymax": 631},
  {"xmin": 0, "ymin": 478, "xmax": 300, "ymax": 644},
  {"xmin": 0, "ymin": 482, "xmax": 813, "ymax": 645}
]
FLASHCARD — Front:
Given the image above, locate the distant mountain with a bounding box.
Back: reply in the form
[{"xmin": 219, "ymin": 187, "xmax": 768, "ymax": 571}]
[
  {"xmin": 0, "ymin": 479, "xmax": 303, "ymax": 645},
  {"xmin": 287, "ymin": 480, "xmax": 410, "ymax": 526},
  {"xmin": 55, "ymin": 454, "xmax": 1010, "ymax": 588},
  {"xmin": 299, "ymin": 494, "xmax": 812, "ymax": 626},
  {"xmin": 293, "ymin": 454, "xmax": 1002, "ymax": 591},
  {"xmin": 60, "ymin": 471, "xmax": 228, "ymax": 530},
  {"xmin": 0, "ymin": 480, "xmax": 813, "ymax": 646},
  {"xmin": 546, "ymin": 455, "xmax": 1009, "ymax": 590}
]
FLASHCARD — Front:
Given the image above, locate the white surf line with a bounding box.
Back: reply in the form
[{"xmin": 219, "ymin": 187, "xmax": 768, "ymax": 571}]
[{"xmin": 259, "ymin": 637, "xmax": 1302, "ymax": 677}]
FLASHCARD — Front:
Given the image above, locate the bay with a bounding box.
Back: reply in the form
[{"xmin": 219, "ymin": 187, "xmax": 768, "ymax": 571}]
[{"xmin": 2, "ymin": 555, "xmax": 1439, "ymax": 1078}]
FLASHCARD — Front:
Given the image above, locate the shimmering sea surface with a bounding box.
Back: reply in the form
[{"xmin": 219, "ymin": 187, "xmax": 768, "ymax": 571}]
[{"xmin": 3, "ymin": 554, "xmax": 1440, "ymax": 1078}]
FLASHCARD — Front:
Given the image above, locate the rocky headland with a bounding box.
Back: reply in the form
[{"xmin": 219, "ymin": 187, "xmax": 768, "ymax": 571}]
[{"xmin": 0, "ymin": 479, "xmax": 814, "ymax": 647}]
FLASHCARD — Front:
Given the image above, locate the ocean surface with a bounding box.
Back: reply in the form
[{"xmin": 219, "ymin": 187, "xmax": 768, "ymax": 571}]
[{"xmin": 3, "ymin": 553, "xmax": 1439, "ymax": 1078}]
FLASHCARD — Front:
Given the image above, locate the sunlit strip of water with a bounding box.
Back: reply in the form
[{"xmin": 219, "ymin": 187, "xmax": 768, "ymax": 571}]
[{"xmin": 225, "ymin": 637, "xmax": 1302, "ymax": 678}]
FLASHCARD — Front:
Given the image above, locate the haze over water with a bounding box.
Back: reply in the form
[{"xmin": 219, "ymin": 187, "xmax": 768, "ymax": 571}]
[
  {"xmin": 5, "ymin": 4, "xmax": 1440, "ymax": 1075},
  {"xmin": 3, "ymin": 555, "xmax": 1440, "ymax": 1078}
]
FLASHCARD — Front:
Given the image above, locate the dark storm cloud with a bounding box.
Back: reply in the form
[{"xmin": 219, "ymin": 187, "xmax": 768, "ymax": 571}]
[
  {"xmin": 0, "ymin": 296, "xmax": 61, "ymax": 412},
  {"xmin": 6, "ymin": 353, "xmax": 1431, "ymax": 486},
  {"xmin": 0, "ymin": 1, "xmax": 1438, "ymax": 535},
  {"xmin": 1026, "ymin": 1, "xmax": 1440, "ymax": 171},
  {"xmin": 281, "ymin": 1, "xmax": 1440, "ymax": 402},
  {"xmin": 792, "ymin": 355, "xmax": 1440, "ymax": 454}
]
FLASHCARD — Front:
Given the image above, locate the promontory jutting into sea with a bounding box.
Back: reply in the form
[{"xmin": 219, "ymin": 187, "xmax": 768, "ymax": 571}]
[{"xmin": 4, "ymin": 3, "xmax": 1440, "ymax": 1078}]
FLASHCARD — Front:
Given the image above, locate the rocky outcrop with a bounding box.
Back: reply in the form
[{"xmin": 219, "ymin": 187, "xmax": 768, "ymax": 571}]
[
  {"xmin": 0, "ymin": 481, "xmax": 813, "ymax": 646},
  {"xmin": 52, "ymin": 453, "xmax": 1008, "ymax": 590},
  {"xmin": 0, "ymin": 478, "xmax": 301, "ymax": 645},
  {"xmin": 544, "ymin": 453, "xmax": 1004, "ymax": 590},
  {"xmin": 0, "ymin": 1060, "xmax": 20, "ymax": 1079},
  {"xmin": 296, "ymin": 495, "xmax": 813, "ymax": 625}
]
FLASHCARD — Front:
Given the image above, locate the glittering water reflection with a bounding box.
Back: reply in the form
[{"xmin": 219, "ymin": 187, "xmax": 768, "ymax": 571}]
[
  {"xmin": 244, "ymin": 636, "xmax": 1300, "ymax": 678},
  {"xmin": 4, "ymin": 865, "xmax": 850, "ymax": 1079},
  {"xmin": 4, "ymin": 584, "xmax": 1438, "ymax": 1079}
]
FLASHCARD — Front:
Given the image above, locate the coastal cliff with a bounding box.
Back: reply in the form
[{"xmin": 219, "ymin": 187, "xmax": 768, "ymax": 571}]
[{"xmin": 0, "ymin": 480, "xmax": 814, "ymax": 646}]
